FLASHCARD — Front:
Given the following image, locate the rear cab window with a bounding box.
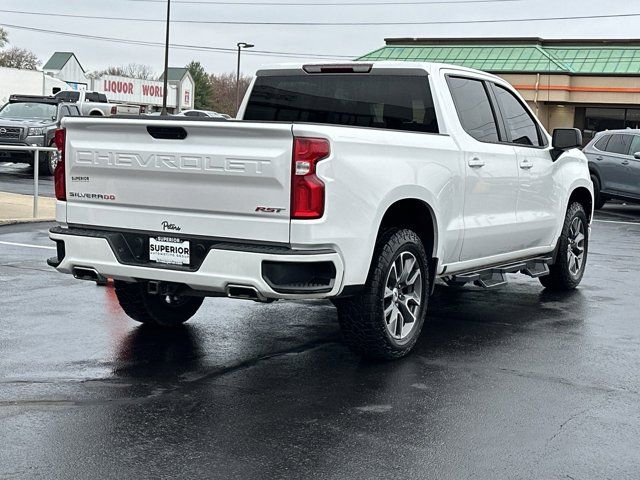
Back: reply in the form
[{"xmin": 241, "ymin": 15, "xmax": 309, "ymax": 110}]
[{"xmin": 244, "ymin": 72, "xmax": 439, "ymax": 134}]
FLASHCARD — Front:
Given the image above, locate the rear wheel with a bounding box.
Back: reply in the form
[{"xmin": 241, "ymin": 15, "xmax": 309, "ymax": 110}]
[
  {"xmin": 336, "ymin": 229, "xmax": 429, "ymax": 360},
  {"xmin": 114, "ymin": 280, "xmax": 204, "ymax": 327},
  {"xmin": 539, "ymin": 202, "xmax": 589, "ymax": 291},
  {"xmin": 591, "ymin": 174, "xmax": 606, "ymax": 210}
]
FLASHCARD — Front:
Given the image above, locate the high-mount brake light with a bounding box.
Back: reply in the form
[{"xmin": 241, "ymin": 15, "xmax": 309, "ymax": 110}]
[
  {"xmin": 53, "ymin": 128, "xmax": 66, "ymax": 201},
  {"xmin": 302, "ymin": 64, "xmax": 373, "ymax": 74},
  {"xmin": 291, "ymin": 137, "xmax": 330, "ymax": 220}
]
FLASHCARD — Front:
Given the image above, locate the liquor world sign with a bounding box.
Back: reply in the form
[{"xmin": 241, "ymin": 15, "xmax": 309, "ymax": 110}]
[{"xmin": 95, "ymin": 75, "xmax": 178, "ymax": 107}]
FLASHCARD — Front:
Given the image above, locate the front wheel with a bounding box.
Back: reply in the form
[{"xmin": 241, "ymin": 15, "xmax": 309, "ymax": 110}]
[
  {"xmin": 39, "ymin": 141, "xmax": 59, "ymax": 176},
  {"xmin": 336, "ymin": 229, "xmax": 429, "ymax": 360},
  {"xmin": 539, "ymin": 202, "xmax": 589, "ymax": 291},
  {"xmin": 114, "ymin": 280, "xmax": 204, "ymax": 327}
]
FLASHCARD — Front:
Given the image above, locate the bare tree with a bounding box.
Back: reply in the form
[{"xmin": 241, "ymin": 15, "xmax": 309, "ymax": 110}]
[
  {"xmin": 208, "ymin": 72, "xmax": 252, "ymax": 116},
  {"xmin": 0, "ymin": 27, "xmax": 7, "ymax": 49},
  {"xmin": 0, "ymin": 47, "xmax": 41, "ymax": 70},
  {"xmin": 88, "ymin": 63, "xmax": 155, "ymax": 79}
]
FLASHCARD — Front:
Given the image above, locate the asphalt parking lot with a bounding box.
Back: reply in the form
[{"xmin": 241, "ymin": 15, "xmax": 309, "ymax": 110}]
[
  {"xmin": 1, "ymin": 204, "xmax": 639, "ymax": 479},
  {"xmin": 0, "ymin": 163, "xmax": 54, "ymax": 197}
]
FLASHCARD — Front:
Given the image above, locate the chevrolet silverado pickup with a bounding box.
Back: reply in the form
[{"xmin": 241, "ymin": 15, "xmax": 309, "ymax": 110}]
[{"xmin": 48, "ymin": 62, "xmax": 593, "ymax": 360}]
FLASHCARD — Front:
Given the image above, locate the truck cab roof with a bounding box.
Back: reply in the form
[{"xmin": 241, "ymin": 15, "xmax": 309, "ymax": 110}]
[{"xmin": 256, "ymin": 61, "xmax": 503, "ymax": 81}]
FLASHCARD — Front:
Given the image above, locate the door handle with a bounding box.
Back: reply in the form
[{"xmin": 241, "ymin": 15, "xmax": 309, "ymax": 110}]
[
  {"xmin": 621, "ymin": 160, "xmax": 630, "ymax": 165},
  {"xmin": 595, "ymin": 156, "xmax": 603, "ymax": 161},
  {"xmin": 519, "ymin": 159, "xmax": 534, "ymax": 170},
  {"xmin": 468, "ymin": 157, "xmax": 485, "ymax": 168}
]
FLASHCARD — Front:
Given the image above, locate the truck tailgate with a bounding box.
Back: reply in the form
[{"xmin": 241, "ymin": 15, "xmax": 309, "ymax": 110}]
[{"xmin": 62, "ymin": 118, "xmax": 293, "ymax": 243}]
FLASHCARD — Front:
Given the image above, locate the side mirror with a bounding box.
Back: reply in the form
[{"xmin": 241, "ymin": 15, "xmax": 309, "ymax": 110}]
[
  {"xmin": 553, "ymin": 128, "xmax": 582, "ymax": 150},
  {"xmin": 634, "ymin": 152, "xmax": 640, "ymax": 160},
  {"xmin": 551, "ymin": 128, "xmax": 582, "ymax": 161}
]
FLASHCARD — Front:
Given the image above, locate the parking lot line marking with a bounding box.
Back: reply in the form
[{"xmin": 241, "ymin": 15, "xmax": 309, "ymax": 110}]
[
  {"xmin": 0, "ymin": 240, "xmax": 56, "ymax": 250},
  {"xmin": 594, "ymin": 219, "xmax": 640, "ymax": 226}
]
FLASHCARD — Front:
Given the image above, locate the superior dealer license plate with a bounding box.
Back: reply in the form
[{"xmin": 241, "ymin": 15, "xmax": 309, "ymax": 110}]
[{"xmin": 149, "ymin": 237, "xmax": 190, "ymax": 265}]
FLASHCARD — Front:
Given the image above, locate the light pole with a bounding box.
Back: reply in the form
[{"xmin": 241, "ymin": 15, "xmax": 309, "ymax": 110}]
[
  {"xmin": 161, "ymin": 0, "xmax": 171, "ymax": 115},
  {"xmin": 236, "ymin": 42, "xmax": 254, "ymax": 113}
]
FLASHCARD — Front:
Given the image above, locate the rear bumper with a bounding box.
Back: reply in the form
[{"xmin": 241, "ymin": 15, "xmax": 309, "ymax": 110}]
[{"xmin": 49, "ymin": 226, "xmax": 345, "ymax": 299}]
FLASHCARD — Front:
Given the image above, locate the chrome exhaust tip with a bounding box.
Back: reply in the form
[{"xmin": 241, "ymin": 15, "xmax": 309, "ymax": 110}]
[
  {"xmin": 226, "ymin": 284, "xmax": 266, "ymax": 302},
  {"xmin": 72, "ymin": 267, "xmax": 105, "ymax": 283}
]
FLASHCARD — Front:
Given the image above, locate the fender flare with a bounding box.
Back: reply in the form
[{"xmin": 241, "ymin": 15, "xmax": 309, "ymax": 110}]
[{"xmin": 371, "ymin": 185, "xmax": 441, "ymax": 259}]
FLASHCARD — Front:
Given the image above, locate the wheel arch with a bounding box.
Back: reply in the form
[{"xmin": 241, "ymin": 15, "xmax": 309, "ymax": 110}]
[
  {"xmin": 588, "ymin": 162, "xmax": 602, "ymax": 183},
  {"xmin": 88, "ymin": 109, "xmax": 104, "ymax": 116},
  {"xmin": 568, "ymin": 186, "xmax": 594, "ymax": 223},
  {"xmin": 376, "ymin": 198, "xmax": 438, "ymax": 260}
]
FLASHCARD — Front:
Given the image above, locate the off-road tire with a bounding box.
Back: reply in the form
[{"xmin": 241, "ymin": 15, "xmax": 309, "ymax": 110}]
[
  {"xmin": 336, "ymin": 229, "xmax": 429, "ymax": 360},
  {"xmin": 539, "ymin": 202, "xmax": 589, "ymax": 291},
  {"xmin": 591, "ymin": 174, "xmax": 606, "ymax": 210},
  {"xmin": 114, "ymin": 280, "xmax": 204, "ymax": 327}
]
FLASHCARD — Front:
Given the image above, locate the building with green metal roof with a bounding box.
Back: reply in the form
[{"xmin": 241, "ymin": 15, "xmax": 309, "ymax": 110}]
[{"xmin": 359, "ymin": 38, "xmax": 640, "ymax": 140}]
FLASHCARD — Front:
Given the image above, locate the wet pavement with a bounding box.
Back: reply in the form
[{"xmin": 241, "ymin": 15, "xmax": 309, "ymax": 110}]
[
  {"xmin": 0, "ymin": 162, "xmax": 54, "ymax": 197},
  {"xmin": 1, "ymin": 205, "xmax": 639, "ymax": 479}
]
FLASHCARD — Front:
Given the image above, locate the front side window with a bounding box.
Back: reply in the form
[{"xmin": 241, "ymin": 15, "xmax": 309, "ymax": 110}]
[
  {"xmin": 446, "ymin": 76, "xmax": 499, "ymax": 143},
  {"xmin": 629, "ymin": 135, "xmax": 640, "ymax": 156},
  {"xmin": 245, "ymin": 74, "xmax": 439, "ymax": 134},
  {"xmin": 605, "ymin": 134, "xmax": 632, "ymax": 155},
  {"xmin": 492, "ymin": 84, "xmax": 542, "ymax": 147}
]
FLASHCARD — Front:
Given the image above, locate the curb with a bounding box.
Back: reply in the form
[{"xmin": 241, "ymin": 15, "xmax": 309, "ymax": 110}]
[{"xmin": 0, "ymin": 218, "xmax": 55, "ymax": 227}]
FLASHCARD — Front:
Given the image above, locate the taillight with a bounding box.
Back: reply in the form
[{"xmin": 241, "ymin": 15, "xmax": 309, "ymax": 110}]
[
  {"xmin": 110, "ymin": 105, "xmax": 117, "ymax": 115},
  {"xmin": 54, "ymin": 128, "xmax": 66, "ymax": 201},
  {"xmin": 291, "ymin": 137, "xmax": 330, "ymax": 219}
]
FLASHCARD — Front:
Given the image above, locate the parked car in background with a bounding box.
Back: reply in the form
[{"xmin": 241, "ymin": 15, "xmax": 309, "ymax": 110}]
[
  {"xmin": 176, "ymin": 109, "xmax": 227, "ymax": 119},
  {"xmin": 583, "ymin": 129, "xmax": 640, "ymax": 208},
  {"xmin": 54, "ymin": 90, "xmax": 140, "ymax": 117},
  {"xmin": 0, "ymin": 94, "xmax": 81, "ymax": 175}
]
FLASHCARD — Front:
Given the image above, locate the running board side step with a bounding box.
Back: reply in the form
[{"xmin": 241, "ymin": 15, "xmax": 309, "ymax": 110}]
[{"xmin": 445, "ymin": 256, "xmax": 551, "ymax": 289}]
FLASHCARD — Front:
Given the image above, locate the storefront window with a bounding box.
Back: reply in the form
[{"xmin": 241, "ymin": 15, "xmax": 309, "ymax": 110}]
[
  {"xmin": 624, "ymin": 109, "xmax": 640, "ymax": 129},
  {"xmin": 582, "ymin": 107, "xmax": 640, "ymax": 144},
  {"xmin": 584, "ymin": 108, "xmax": 625, "ymax": 134}
]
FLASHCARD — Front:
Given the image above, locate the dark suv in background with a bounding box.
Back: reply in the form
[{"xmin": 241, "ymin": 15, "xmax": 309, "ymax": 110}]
[
  {"xmin": 583, "ymin": 129, "xmax": 640, "ymax": 209},
  {"xmin": 0, "ymin": 95, "xmax": 81, "ymax": 175}
]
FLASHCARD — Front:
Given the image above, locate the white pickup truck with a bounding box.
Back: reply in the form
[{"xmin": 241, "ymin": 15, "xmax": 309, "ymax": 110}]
[
  {"xmin": 48, "ymin": 62, "xmax": 593, "ymax": 360},
  {"xmin": 53, "ymin": 90, "xmax": 140, "ymax": 117}
]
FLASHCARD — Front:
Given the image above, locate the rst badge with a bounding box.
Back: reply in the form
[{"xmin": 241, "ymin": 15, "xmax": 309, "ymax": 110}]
[{"xmin": 255, "ymin": 207, "xmax": 286, "ymax": 213}]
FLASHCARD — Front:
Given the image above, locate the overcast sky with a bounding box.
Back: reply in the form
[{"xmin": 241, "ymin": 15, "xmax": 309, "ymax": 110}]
[{"xmin": 1, "ymin": 0, "xmax": 639, "ymax": 77}]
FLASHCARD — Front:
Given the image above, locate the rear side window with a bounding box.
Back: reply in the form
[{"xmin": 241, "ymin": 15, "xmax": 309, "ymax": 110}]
[
  {"xmin": 492, "ymin": 84, "xmax": 543, "ymax": 147},
  {"xmin": 594, "ymin": 135, "xmax": 610, "ymax": 151},
  {"xmin": 606, "ymin": 134, "xmax": 632, "ymax": 155},
  {"xmin": 244, "ymin": 74, "xmax": 439, "ymax": 134},
  {"xmin": 446, "ymin": 76, "xmax": 499, "ymax": 143}
]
